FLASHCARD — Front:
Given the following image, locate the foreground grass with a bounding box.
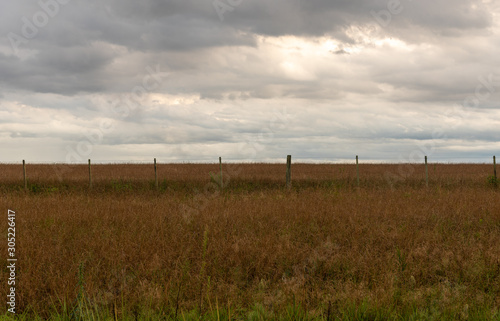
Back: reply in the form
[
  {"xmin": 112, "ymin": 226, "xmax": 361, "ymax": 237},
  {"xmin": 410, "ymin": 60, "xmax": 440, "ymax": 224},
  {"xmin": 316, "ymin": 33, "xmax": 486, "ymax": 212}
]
[
  {"xmin": 1, "ymin": 301, "xmax": 500, "ymax": 320},
  {"xmin": 0, "ymin": 164, "xmax": 499, "ymax": 319}
]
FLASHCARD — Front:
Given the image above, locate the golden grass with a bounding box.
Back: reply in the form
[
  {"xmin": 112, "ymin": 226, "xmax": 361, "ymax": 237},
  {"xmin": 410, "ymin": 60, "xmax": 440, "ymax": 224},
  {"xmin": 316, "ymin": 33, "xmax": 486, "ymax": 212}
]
[
  {"xmin": 0, "ymin": 162, "xmax": 496, "ymax": 192},
  {"xmin": 0, "ymin": 163, "xmax": 499, "ymax": 318}
]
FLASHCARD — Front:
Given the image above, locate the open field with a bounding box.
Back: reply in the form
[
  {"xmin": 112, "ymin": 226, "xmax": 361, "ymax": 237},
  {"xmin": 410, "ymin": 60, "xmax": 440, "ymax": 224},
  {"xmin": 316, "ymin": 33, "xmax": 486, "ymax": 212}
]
[
  {"xmin": 1, "ymin": 163, "xmax": 499, "ymax": 320},
  {"xmin": 0, "ymin": 162, "xmax": 498, "ymax": 191}
]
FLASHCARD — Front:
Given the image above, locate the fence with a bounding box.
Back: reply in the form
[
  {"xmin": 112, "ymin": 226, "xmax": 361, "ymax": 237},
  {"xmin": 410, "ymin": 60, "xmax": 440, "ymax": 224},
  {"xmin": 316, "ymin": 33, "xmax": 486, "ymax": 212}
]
[{"xmin": 11, "ymin": 155, "xmax": 498, "ymax": 191}]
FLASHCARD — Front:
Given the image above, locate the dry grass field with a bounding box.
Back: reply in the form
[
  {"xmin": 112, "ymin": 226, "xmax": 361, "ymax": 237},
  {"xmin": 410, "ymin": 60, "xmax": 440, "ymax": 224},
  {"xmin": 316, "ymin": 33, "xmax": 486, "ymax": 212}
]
[{"xmin": 0, "ymin": 163, "xmax": 499, "ymax": 320}]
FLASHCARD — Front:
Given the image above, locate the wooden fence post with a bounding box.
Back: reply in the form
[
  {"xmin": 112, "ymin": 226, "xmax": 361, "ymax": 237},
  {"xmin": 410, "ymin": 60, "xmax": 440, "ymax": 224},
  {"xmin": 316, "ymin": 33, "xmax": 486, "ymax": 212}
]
[
  {"xmin": 88, "ymin": 159, "xmax": 92, "ymax": 189},
  {"xmin": 23, "ymin": 160, "xmax": 27, "ymax": 191},
  {"xmin": 219, "ymin": 157, "xmax": 223, "ymax": 191},
  {"xmin": 356, "ymin": 155, "xmax": 360, "ymax": 187},
  {"xmin": 494, "ymin": 156, "xmax": 497, "ymax": 179},
  {"xmin": 154, "ymin": 158, "xmax": 158, "ymax": 190},
  {"xmin": 286, "ymin": 155, "xmax": 292, "ymax": 190},
  {"xmin": 425, "ymin": 156, "xmax": 428, "ymax": 187}
]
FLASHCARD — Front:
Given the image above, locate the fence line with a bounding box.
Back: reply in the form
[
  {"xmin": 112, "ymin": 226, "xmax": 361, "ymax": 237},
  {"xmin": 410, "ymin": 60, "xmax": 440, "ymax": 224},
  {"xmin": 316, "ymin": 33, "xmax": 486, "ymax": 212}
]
[
  {"xmin": 154, "ymin": 158, "xmax": 158, "ymax": 190},
  {"xmin": 494, "ymin": 156, "xmax": 497, "ymax": 180},
  {"xmin": 23, "ymin": 160, "xmax": 27, "ymax": 191},
  {"xmin": 356, "ymin": 155, "xmax": 360, "ymax": 187},
  {"xmin": 286, "ymin": 155, "xmax": 292, "ymax": 190},
  {"xmin": 219, "ymin": 157, "xmax": 223, "ymax": 192},
  {"xmin": 425, "ymin": 156, "xmax": 429, "ymax": 188},
  {"xmin": 14, "ymin": 155, "xmax": 499, "ymax": 191},
  {"xmin": 88, "ymin": 159, "xmax": 92, "ymax": 189}
]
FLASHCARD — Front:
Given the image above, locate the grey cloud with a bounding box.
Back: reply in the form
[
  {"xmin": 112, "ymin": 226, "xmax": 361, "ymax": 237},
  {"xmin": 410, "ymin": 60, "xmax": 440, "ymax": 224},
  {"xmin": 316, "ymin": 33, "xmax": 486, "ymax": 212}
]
[
  {"xmin": 223, "ymin": 0, "xmax": 493, "ymax": 42},
  {"xmin": 1, "ymin": 0, "xmax": 497, "ymax": 97},
  {"xmin": 36, "ymin": 44, "xmax": 114, "ymax": 74}
]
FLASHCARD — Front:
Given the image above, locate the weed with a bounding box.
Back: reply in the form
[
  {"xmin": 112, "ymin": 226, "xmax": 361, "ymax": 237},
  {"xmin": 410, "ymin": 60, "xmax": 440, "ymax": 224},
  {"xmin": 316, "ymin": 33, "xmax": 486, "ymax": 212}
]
[
  {"xmin": 395, "ymin": 247, "xmax": 407, "ymax": 273},
  {"xmin": 110, "ymin": 180, "xmax": 133, "ymax": 192},
  {"xmin": 209, "ymin": 172, "xmax": 223, "ymax": 189},
  {"xmin": 199, "ymin": 225, "xmax": 210, "ymax": 315},
  {"xmin": 487, "ymin": 175, "xmax": 498, "ymax": 187}
]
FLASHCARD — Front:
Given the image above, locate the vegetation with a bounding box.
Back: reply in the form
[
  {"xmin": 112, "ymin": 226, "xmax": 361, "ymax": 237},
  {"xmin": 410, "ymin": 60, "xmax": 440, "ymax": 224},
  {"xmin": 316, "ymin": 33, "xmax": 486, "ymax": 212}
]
[{"xmin": 0, "ymin": 163, "xmax": 499, "ymax": 320}]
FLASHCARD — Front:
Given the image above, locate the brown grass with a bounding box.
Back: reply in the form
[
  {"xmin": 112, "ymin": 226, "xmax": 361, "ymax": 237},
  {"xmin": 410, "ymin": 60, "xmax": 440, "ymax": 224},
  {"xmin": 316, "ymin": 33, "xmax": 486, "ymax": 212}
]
[
  {"xmin": 0, "ymin": 162, "xmax": 496, "ymax": 191},
  {"xmin": 0, "ymin": 163, "xmax": 499, "ymax": 318}
]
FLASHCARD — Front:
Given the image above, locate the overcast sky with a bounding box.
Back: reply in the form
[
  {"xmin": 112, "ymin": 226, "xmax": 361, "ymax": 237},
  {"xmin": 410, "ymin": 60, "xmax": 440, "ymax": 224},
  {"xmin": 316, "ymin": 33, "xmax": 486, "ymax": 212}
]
[{"xmin": 1, "ymin": 0, "xmax": 499, "ymax": 163}]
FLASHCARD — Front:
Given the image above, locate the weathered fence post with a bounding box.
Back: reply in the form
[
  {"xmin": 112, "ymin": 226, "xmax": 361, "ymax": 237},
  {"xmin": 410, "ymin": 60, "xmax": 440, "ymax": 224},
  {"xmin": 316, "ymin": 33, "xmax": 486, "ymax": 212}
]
[
  {"xmin": 88, "ymin": 159, "xmax": 92, "ymax": 189},
  {"xmin": 494, "ymin": 156, "xmax": 497, "ymax": 179},
  {"xmin": 23, "ymin": 160, "xmax": 27, "ymax": 191},
  {"xmin": 219, "ymin": 157, "xmax": 223, "ymax": 191},
  {"xmin": 154, "ymin": 158, "xmax": 158, "ymax": 190},
  {"xmin": 356, "ymin": 155, "xmax": 360, "ymax": 187},
  {"xmin": 425, "ymin": 156, "xmax": 429, "ymax": 188},
  {"xmin": 286, "ymin": 155, "xmax": 292, "ymax": 190}
]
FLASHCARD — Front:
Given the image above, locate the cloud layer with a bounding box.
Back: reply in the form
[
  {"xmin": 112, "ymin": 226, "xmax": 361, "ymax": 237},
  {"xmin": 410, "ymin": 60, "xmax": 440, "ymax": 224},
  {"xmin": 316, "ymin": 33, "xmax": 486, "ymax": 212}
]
[{"xmin": 1, "ymin": 0, "xmax": 499, "ymax": 163}]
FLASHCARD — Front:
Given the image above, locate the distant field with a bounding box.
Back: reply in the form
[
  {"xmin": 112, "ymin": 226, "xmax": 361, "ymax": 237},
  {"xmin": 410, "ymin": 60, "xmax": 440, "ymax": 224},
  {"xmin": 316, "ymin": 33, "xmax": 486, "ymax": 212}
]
[
  {"xmin": 0, "ymin": 162, "xmax": 497, "ymax": 191},
  {"xmin": 0, "ymin": 163, "xmax": 499, "ymax": 320}
]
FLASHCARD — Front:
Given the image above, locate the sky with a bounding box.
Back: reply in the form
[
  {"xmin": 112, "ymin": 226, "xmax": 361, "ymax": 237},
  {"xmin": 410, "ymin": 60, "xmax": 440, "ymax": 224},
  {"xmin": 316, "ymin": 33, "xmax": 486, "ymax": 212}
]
[{"xmin": 0, "ymin": 0, "xmax": 499, "ymax": 164}]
